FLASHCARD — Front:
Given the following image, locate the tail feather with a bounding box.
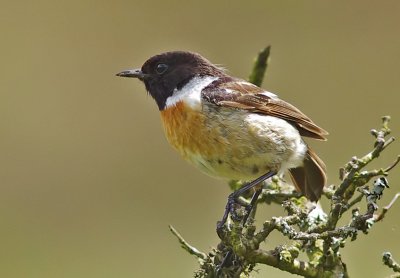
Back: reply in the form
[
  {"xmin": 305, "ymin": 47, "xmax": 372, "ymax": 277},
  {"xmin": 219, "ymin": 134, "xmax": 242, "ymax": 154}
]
[{"xmin": 288, "ymin": 147, "xmax": 326, "ymax": 201}]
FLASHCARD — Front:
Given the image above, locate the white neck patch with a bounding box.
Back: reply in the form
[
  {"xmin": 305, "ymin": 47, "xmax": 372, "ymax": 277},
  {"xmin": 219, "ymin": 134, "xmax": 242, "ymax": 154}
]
[{"xmin": 165, "ymin": 76, "xmax": 218, "ymax": 109}]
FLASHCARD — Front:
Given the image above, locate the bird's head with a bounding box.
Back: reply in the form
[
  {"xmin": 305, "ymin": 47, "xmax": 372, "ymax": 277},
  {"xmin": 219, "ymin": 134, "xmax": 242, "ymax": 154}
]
[{"xmin": 117, "ymin": 51, "xmax": 226, "ymax": 110}]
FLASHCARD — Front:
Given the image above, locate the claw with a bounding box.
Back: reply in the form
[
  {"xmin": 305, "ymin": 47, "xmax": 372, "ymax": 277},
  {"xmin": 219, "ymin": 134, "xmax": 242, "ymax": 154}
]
[{"xmin": 216, "ymin": 171, "xmax": 276, "ymax": 231}]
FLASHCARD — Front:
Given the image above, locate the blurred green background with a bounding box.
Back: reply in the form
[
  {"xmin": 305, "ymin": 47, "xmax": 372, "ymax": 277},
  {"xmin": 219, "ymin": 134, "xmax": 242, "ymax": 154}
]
[{"xmin": 1, "ymin": 1, "xmax": 400, "ymax": 277}]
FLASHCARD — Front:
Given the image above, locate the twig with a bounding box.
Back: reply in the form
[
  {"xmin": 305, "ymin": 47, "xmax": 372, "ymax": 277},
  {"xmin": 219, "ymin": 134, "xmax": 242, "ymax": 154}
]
[
  {"xmin": 385, "ymin": 155, "xmax": 400, "ymax": 172},
  {"xmin": 383, "ymin": 252, "xmax": 400, "ymax": 273},
  {"xmin": 375, "ymin": 193, "xmax": 400, "ymax": 222},
  {"xmin": 343, "ymin": 192, "xmax": 365, "ymax": 212},
  {"xmin": 169, "ymin": 225, "xmax": 208, "ymax": 260},
  {"xmin": 248, "ymin": 46, "xmax": 271, "ymax": 87}
]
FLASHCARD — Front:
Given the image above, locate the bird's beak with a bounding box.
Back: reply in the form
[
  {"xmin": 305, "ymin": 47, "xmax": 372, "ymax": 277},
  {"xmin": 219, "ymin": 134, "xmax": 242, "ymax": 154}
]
[{"xmin": 116, "ymin": 68, "xmax": 147, "ymax": 79}]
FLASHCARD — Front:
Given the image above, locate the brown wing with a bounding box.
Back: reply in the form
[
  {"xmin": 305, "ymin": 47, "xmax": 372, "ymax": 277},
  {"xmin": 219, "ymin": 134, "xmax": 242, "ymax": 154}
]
[{"xmin": 202, "ymin": 80, "xmax": 328, "ymax": 140}]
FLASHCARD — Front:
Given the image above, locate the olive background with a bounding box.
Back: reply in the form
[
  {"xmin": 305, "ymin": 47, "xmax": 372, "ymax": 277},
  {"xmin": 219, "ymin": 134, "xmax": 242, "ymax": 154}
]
[{"xmin": 1, "ymin": 1, "xmax": 400, "ymax": 277}]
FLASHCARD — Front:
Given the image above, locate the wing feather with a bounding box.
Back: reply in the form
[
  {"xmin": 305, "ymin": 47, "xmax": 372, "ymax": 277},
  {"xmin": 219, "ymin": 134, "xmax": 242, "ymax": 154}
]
[{"xmin": 202, "ymin": 80, "xmax": 328, "ymax": 140}]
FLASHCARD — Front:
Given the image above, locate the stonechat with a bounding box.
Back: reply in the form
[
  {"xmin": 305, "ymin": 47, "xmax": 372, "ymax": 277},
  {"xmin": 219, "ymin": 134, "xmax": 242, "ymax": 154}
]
[{"xmin": 117, "ymin": 51, "xmax": 327, "ymax": 229}]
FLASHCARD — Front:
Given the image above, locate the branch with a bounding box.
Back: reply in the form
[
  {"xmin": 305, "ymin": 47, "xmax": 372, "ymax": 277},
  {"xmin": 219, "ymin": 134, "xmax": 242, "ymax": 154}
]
[
  {"xmin": 324, "ymin": 116, "xmax": 396, "ymax": 231},
  {"xmin": 248, "ymin": 46, "xmax": 271, "ymax": 87},
  {"xmin": 169, "ymin": 225, "xmax": 207, "ymax": 260},
  {"xmin": 247, "ymin": 248, "xmax": 318, "ymax": 277},
  {"xmin": 383, "ymin": 252, "xmax": 400, "ymax": 273},
  {"xmin": 374, "ymin": 192, "xmax": 400, "ymax": 222}
]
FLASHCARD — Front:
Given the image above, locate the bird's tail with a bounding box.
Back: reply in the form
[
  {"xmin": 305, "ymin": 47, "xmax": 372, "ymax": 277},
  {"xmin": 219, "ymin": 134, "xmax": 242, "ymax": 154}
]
[{"xmin": 288, "ymin": 147, "xmax": 326, "ymax": 201}]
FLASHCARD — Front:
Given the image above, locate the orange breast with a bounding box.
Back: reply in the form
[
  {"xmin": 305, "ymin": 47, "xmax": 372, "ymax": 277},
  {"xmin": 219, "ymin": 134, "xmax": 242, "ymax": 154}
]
[{"xmin": 160, "ymin": 101, "xmax": 225, "ymax": 160}]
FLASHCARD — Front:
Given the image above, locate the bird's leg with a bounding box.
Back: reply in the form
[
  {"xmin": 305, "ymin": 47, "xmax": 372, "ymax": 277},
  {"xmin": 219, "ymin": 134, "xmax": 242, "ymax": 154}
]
[
  {"xmin": 216, "ymin": 171, "xmax": 276, "ymax": 232},
  {"xmin": 242, "ymin": 188, "xmax": 263, "ymax": 225},
  {"xmin": 216, "ymin": 190, "xmax": 262, "ymax": 272},
  {"xmin": 216, "ymin": 172, "xmax": 275, "ymax": 271}
]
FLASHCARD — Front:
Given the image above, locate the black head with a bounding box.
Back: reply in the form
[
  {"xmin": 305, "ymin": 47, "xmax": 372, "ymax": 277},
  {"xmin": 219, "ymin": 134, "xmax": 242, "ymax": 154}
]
[{"xmin": 116, "ymin": 51, "xmax": 227, "ymax": 110}]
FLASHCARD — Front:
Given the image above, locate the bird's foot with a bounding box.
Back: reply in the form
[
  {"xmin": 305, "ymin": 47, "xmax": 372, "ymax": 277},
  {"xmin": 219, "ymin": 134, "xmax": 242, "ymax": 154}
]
[{"xmin": 216, "ymin": 193, "xmax": 249, "ymax": 236}]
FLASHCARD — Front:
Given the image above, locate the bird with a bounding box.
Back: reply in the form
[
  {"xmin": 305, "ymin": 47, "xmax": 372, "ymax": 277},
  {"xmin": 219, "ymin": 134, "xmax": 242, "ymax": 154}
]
[{"xmin": 116, "ymin": 51, "xmax": 327, "ymax": 229}]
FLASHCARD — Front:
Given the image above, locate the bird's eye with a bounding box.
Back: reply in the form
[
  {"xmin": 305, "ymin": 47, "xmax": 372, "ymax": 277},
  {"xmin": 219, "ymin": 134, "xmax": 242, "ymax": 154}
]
[{"xmin": 155, "ymin": 63, "xmax": 168, "ymax": 74}]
